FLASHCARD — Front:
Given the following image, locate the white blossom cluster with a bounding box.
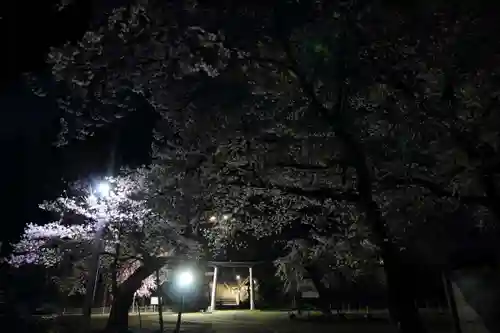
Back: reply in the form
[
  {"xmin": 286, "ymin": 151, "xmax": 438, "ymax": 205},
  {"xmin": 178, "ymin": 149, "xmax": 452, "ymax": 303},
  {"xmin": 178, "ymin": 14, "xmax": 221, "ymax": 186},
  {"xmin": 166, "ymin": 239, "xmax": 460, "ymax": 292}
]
[
  {"xmin": 10, "ymin": 222, "xmax": 95, "ymax": 267},
  {"xmin": 9, "ymin": 169, "xmax": 195, "ymax": 297}
]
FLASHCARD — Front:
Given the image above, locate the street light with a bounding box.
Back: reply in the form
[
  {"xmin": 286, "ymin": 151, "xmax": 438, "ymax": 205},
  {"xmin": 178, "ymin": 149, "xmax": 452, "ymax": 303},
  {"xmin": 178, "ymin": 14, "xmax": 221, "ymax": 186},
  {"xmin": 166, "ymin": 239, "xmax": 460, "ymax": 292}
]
[
  {"xmin": 209, "ymin": 216, "xmax": 217, "ymax": 222},
  {"xmin": 174, "ymin": 269, "xmax": 195, "ymax": 333},
  {"xmin": 96, "ymin": 181, "xmax": 111, "ymax": 197},
  {"xmin": 236, "ymin": 275, "xmax": 240, "ymax": 280},
  {"xmin": 176, "ymin": 270, "xmax": 194, "ymax": 288},
  {"xmin": 82, "ymin": 180, "xmax": 112, "ymax": 333}
]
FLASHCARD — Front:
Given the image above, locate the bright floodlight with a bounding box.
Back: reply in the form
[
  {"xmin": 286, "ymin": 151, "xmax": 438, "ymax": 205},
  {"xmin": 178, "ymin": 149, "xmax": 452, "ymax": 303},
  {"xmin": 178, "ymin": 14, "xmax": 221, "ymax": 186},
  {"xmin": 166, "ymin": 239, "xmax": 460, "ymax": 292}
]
[
  {"xmin": 96, "ymin": 181, "xmax": 111, "ymax": 197},
  {"xmin": 222, "ymin": 214, "xmax": 229, "ymax": 220},
  {"xmin": 236, "ymin": 275, "xmax": 240, "ymax": 280},
  {"xmin": 87, "ymin": 194, "xmax": 97, "ymax": 205},
  {"xmin": 209, "ymin": 216, "xmax": 217, "ymax": 222},
  {"xmin": 176, "ymin": 270, "xmax": 194, "ymax": 289}
]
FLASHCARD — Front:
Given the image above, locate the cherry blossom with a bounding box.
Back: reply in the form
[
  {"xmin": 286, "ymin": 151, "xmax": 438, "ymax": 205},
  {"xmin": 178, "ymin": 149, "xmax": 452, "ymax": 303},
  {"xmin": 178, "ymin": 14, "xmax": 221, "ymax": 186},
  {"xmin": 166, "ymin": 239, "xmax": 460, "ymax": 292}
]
[{"xmin": 10, "ymin": 168, "xmax": 196, "ymax": 298}]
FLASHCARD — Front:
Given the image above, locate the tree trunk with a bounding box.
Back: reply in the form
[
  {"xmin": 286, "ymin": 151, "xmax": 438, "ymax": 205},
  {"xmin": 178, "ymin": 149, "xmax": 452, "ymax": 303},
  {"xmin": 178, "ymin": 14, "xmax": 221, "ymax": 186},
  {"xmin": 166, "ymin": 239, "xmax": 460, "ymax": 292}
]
[
  {"xmin": 383, "ymin": 256, "xmax": 425, "ymax": 333},
  {"xmin": 337, "ymin": 125, "xmax": 425, "ymax": 332},
  {"xmin": 304, "ymin": 265, "xmax": 332, "ymax": 314},
  {"xmin": 155, "ymin": 269, "xmax": 164, "ymax": 333},
  {"xmin": 277, "ymin": 22, "xmax": 425, "ymax": 333},
  {"xmin": 105, "ymin": 263, "xmax": 163, "ymax": 333},
  {"xmin": 111, "ymin": 243, "xmax": 121, "ymax": 300},
  {"xmin": 362, "ymin": 193, "xmax": 425, "ymax": 333},
  {"xmin": 106, "ymin": 291, "xmax": 133, "ymax": 333},
  {"xmin": 275, "ymin": 7, "xmax": 425, "ymax": 330}
]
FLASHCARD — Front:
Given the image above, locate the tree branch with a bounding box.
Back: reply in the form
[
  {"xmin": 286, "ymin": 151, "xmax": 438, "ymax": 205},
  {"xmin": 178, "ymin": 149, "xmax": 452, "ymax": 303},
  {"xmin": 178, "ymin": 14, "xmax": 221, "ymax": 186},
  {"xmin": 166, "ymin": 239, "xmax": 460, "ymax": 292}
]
[
  {"xmin": 271, "ymin": 8, "xmax": 373, "ymax": 201},
  {"xmin": 274, "ymin": 158, "xmax": 346, "ymax": 171},
  {"xmin": 382, "ymin": 175, "xmax": 490, "ymax": 206},
  {"xmin": 274, "ymin": 183, "xmax": 358, "ymax": 202},
  {"xmin": 226, "ymin": 177, "xmax": 358, "ymax": 202},
  {"xmin": 100, "ymin": 251, "xmax": 143, "ymax": 263},
  {"xmin": 237, "ymin": 53, "xmax": 297, "ymax": 74}
]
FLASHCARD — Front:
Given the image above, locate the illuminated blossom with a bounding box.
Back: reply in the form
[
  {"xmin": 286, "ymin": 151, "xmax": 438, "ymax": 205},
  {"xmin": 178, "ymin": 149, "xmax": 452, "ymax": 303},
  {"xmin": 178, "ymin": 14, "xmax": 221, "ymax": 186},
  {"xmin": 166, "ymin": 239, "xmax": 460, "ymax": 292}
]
[{"xmin": 10, "ymin": 168, "xmax": 198, "ymax": 297}]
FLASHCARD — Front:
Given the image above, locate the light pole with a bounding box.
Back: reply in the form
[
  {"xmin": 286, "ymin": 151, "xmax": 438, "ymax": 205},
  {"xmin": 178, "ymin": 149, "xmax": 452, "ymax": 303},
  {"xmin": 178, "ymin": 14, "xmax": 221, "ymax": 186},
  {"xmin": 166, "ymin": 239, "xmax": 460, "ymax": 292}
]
[
  {"xmin": 174, "ymin": 269, "xmax": 194, "ymax": 333},
  {"xmin": 82, "ymin": 180, "xmax": 111, "ymax": 333}
]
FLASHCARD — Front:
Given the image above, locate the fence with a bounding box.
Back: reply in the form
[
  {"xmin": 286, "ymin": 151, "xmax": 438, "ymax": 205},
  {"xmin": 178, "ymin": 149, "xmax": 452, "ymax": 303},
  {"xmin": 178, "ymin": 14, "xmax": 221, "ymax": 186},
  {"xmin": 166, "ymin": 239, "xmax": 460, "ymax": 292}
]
[
  {"xmin": 60, "ymin": 306, "xmax": 173, "ymax": 315},
  {"xmin": 59, "ymin": 300, "xmax": 447, "ymax": 316},
  {"xmin": 337, "ymin": 302, "xmax": 447, "ymax": 315}
]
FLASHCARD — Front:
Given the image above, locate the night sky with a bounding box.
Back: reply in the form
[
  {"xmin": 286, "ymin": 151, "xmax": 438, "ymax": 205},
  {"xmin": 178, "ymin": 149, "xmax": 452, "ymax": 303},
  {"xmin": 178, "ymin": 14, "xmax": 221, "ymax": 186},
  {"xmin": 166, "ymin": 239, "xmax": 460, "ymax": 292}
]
[
  {"xmin": 0, "ymin": 1, "xmax": 155, "ymax": 252},
  {"xmin": 1, "ymin": 82, "xmax": 60, "ymax": 248},
  {"xmin": 0, "ymin": 83, "xmax": 156, "ymax": 251}
]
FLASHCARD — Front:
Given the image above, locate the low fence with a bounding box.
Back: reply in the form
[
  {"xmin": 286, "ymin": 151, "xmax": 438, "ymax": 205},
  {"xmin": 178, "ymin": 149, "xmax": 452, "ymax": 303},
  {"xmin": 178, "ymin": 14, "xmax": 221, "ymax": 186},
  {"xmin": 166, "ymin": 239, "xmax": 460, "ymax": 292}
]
[
  {"xmin": 338, "ymin": 301, "xmax": 447, "ymax": 314},
  {"xmin": 60, "ymin": 301, "xmax": 446, "ymax": 316},
  {"xmin": 60, "ymin": 306, "xmax": 174, "ymax": 315}
]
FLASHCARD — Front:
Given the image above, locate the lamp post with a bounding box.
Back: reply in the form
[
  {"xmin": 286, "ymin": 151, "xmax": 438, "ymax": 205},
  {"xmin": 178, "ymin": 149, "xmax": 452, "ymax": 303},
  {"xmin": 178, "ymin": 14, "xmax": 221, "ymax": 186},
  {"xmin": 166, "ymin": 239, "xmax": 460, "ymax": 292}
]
[
  {"xmin": 174, "ymin": 270, "xmax": 194, "ymax": 333},
  {"xmin": 82, "ymin": 180, "xmax": 111, "ymax": 333}
]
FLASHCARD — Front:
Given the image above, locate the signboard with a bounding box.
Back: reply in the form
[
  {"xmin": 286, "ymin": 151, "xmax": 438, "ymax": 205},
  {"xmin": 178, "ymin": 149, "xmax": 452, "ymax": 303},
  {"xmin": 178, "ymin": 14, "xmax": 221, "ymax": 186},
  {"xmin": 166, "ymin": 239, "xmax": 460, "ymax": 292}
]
[
  {"xmin": 299, "ymin": 279, "xmax": 319, "ymax": 298},
  {"xmin": 150, "ymin": 297, "xmax": 159, "ymax": 305},
  {"xmin": 302, "ymin": 291, "xmax": 319, "ymax": 298}
]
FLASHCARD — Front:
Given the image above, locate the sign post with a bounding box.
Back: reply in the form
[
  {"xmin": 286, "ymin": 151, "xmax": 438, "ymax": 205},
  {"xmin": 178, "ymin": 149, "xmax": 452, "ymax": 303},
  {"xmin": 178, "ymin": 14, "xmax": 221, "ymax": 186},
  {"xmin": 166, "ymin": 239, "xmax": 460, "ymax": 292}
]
[
  {"xmin": 299, "ymin": 279, "xmax": 319, "ymax": 299},
  {"xmin": 151, "ymin": 296, "xmax": 159, "ymax": 312}
]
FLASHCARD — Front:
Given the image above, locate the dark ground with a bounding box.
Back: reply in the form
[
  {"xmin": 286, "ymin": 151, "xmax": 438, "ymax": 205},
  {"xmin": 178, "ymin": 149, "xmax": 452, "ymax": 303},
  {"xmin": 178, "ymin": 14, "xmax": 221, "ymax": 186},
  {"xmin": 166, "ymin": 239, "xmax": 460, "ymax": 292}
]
[{"xmin": 41, "ymin": 309, "xmax": 457, "ymax": 333}]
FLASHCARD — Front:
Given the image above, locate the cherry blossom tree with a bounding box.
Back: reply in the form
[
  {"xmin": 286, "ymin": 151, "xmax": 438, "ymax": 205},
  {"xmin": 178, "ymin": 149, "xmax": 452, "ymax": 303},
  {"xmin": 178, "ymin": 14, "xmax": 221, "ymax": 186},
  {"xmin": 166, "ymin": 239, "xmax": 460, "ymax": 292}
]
[
  {"xmin": 10, "ymin": 168, "xmax": 199, "ymax": 332},
  {"xmin": 26, "ymin": 1, "xmax": 500, "ymax": 332},
  {"xmin": 38, "ymin": 2, "xmax": 425, "ymax": 330},
  {"xmin": 201, "ymin": 161, "xmax": 380, "ymax": 313},
  {"xmin": 365, "ymin": 8, "xmax": 500, "ymax": 331}
]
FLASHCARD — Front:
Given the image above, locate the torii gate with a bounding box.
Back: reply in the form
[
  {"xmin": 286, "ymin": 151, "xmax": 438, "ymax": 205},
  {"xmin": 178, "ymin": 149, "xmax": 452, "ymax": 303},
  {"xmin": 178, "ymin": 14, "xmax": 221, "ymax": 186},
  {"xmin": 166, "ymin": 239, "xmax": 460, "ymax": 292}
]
[{"xmin": 207, "ymin": 261, "xmax": 262, "ymax": 311}]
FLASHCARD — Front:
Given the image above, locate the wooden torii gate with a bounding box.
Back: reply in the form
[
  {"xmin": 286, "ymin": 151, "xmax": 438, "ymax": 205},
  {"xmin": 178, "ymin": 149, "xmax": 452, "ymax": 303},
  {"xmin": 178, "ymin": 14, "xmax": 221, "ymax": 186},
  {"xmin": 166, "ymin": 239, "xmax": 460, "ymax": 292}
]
[{"xmin": 207, "ymin": 261, "xmax": 262, "ymax": 311}]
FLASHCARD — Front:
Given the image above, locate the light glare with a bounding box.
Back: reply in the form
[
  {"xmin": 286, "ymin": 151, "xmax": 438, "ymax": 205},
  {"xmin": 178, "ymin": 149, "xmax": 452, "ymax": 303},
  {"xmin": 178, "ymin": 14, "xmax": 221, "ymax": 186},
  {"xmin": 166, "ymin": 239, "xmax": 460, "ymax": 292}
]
[
  {"xmin": 177, "ymin": 270, "xmax": 194, "ymax": 288},
  {"xmin": 97, "ymin": 182, "xmax": 111, "ymax": 197}
]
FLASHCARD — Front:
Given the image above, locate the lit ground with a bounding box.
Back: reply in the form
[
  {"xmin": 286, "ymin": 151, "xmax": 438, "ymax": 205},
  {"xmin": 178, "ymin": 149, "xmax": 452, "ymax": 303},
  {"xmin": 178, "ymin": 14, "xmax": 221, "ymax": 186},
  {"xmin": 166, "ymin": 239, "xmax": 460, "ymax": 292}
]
[{"xmin": 65, "ymin": 309, "xmax": 453, "ymax": 333}]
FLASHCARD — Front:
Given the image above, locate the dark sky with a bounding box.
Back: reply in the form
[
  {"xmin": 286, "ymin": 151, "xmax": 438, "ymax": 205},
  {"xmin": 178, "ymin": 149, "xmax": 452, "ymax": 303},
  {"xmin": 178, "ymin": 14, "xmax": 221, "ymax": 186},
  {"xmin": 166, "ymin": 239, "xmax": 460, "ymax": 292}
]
[
  {"xmin": 0, "ymin": 1, "xmax": 84, "ymax": 250},
  {"xmin": 1, "ymin": 80, "xmax": 155, "ymax": 252},
  {"xmin": 0, "ymin": 0, "xmax": 155, "ymax": 251},
  {"xmin": 1, "ymin": 82, "xmax": 60, "ymax": 246}
]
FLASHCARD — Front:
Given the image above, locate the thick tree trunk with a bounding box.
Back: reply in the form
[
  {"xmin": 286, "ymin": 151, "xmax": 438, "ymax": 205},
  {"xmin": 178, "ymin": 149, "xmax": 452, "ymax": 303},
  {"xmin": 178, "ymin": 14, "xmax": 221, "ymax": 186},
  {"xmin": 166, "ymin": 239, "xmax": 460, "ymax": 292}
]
[
  {"xmin": 111, "ymin": 270, "xmax": 118, "ymax": 303},
  {"xmin": 281, "ymin": 41, "xmax": 425, "ymax": 333},
  {"xmin": 276, "ymin": 8, "xmax": 425, "ymax": 329},
  {"xmin": 363, "ymin": 196, "xmax": 425, "ymax": 333},
  {"xmin": 383, "ymin": 256, "xmax": 424, "ymax": 333},
  {"xmin": 106, "ymin": 292, "xmax": 133, "ymax": 333},
  {"xmin": 105, "ymin": 263, "xmax": 162, "ymax": 333},
  {"xmin": 155, "ymin": 269, "xmax": 164, "ymax": 333},
  {"xmin": 111, "ymin": 243, "xmax": 121, "ymax": 300},
  {"xmin": 304, "ymin": 265, "xmax": 332, "ymax": 314}
]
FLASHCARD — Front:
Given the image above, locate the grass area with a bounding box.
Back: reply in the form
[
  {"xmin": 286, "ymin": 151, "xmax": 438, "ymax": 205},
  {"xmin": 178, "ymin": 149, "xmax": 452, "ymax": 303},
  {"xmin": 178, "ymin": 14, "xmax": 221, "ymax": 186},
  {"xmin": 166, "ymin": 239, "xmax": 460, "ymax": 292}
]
[
  {"xmin": 44, "ymin": 309, "xmax": 454, "ymax": 333},
  {"xmin": 52, "ymin": 310, "xmax": 292, "ymax": 330}
]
